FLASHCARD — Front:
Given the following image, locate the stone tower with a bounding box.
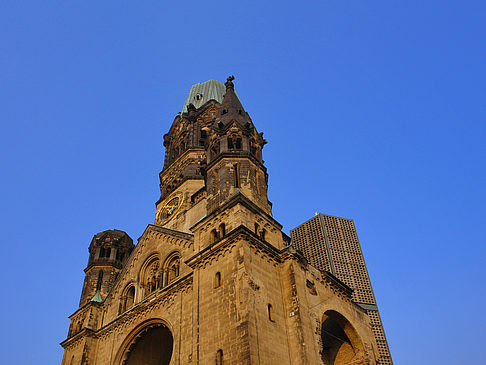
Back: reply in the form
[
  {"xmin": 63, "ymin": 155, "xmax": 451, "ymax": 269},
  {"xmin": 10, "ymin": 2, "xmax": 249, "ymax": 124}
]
[{"xmin": 61, "ymin": 77, "xmax": 382, "ymax": 364}]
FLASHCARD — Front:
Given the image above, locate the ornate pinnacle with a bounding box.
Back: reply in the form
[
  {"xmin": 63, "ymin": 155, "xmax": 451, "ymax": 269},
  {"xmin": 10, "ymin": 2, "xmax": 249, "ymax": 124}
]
[{"xmin": 225, "ymin": 75, "xmax": 235, "ymax": 89}]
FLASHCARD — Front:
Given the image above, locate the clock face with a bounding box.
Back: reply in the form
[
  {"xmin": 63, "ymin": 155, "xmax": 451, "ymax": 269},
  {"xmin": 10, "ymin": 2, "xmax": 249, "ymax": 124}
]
[{"xmin": 155, "ymin": 195, "xmax": 183, "ymax": 224}]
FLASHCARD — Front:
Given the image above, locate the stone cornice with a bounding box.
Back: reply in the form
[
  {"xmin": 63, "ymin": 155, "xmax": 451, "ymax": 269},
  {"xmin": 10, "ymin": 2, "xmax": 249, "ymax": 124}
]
[
  {"xmin": 206, "ymin": 151, "xmax": 266, "ymax": 172},
  {"xmin": 144, "ymin": 224, "xmax": 194, "ymax": 242},
  {"xmin": 186, "ymin": 225, "xmax": 281, "ymax": 269},
  {"xmin": 189, "ymin": 191, "xmax": 282, "ymax": 232}
]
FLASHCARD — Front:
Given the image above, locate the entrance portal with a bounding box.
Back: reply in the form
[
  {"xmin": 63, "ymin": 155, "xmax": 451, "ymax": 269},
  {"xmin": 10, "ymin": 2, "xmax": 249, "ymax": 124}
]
[{"xmin": 124, "ymin": 324, "xmax": 173, "ymax": 365}]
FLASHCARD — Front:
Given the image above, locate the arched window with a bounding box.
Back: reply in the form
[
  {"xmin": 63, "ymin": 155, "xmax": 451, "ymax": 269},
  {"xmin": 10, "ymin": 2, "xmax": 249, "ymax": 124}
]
[
  {"xmin": 162, "ymin": 253, "xmax": 181, "ymax": 286},
  {"xmin": 140, "ymin": 257, "xmax": 161, "ymax": 297},
  {"xmin": 96, "ymin": 270, "xmax": 103, "ymax": 291},
  {"xmin": 211, "ymin": 229, "xmax": 219, "ymax": 243},
  {"xmin": 168, "ymin": 259, "xmax": 180, "ymax": 282},
  {"xmin": 216, "ymin": 349, "xmax": 223, "ymax": 365},
  {"xmin": 219, "ymin": 223, "xmax": 226, "ymax": 238},
  {"xmin": 261, "ymin": 229, "xmax": 266, "ymax": 241},
  {"xmin": 254, "ymin": 223, "xmax": 260, "ymax": 235},
  {"xmin": 122, "ymin": 286, "xmax": 135, "ymax": 312},
  {"xmin": 233, "ymin": 164, "xmax": 239, "ymax": 188},
  {"xmin": 267, "ymin": 304, "xmax": 274, "ymax": 322},
  {"xmin": 214, "ymin": 272, "xmax": 221, "ymax": 288}
]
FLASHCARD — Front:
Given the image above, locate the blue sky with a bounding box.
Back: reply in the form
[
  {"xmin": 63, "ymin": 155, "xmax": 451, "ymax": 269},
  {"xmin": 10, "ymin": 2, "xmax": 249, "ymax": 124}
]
[{"xmin": 1, "ymin": 1, "xmax": 485, "ymax": 364}]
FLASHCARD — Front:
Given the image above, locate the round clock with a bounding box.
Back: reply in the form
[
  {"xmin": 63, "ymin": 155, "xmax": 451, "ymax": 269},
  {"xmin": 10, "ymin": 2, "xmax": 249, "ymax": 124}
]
[{"xmin": 155, "ymin": 194, "xmax": 183, "ymax": 225}]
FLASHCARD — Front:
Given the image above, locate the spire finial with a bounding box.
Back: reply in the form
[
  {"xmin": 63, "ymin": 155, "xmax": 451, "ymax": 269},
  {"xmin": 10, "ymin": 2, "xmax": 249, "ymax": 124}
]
[{"xmin": 225, "ymin": 75, "xmax": 235, "ymax": 89}]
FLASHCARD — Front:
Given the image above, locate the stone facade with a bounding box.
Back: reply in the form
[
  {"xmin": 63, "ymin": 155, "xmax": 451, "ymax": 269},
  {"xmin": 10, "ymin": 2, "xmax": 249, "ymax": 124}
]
[{"xmin": 61, "ymin": 77, "xmax": 381, "ymax": 364}]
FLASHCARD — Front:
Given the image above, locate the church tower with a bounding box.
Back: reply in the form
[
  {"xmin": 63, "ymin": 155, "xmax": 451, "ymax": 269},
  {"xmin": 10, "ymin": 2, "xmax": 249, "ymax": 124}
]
[{"xmin": 61, "ymin": 77, "xmax": 383, "ymax": 365}]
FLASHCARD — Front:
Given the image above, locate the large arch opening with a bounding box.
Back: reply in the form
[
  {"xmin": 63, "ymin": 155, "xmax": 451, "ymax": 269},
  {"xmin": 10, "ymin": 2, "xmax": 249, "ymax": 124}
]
[
  {"xmin": 122, "ymin": 322, "xmax": 173, "ymax": 365},
  {"xmin": 320, "ymin": 310, "xmax": 364, "ymax": 365}
]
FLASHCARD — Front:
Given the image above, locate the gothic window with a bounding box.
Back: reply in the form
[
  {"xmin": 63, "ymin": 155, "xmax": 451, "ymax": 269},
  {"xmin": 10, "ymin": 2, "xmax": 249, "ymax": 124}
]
[
  {"xmin": 254, "ymin": 223, "xmax": 260, "ymax": 235},
  {"xmin": 219, "ymin": 223, "xmax": 226, "ymax": 237},
  {"xmin": 235, "ymin": 137, "xmax": 242, "ymax": 149},
  {"xmin": 228, "ymin": 137, "xmax": 234, "ymax": 149},
  {"xmin": 215, "ymin": 272, "xmax": 221, "ymax": 288},
  {"xmin": 99, "ymin": 247, "xmax": 105, "ymax": 258},
  {"xmin": 216, "ymin": 349, "xmax": 223, "ymax": 365}
]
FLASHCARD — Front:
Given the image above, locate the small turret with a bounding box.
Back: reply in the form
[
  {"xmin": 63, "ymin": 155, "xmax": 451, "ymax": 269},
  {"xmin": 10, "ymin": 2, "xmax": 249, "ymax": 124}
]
[{"xmin": 79, "ymin": 229, "xmax": 134, "ymax": 306}]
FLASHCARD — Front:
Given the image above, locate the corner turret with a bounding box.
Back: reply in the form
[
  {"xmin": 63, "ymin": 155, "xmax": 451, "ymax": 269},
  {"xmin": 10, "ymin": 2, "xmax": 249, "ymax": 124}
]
[{"xmin": 79, "ymin": 229, "xmax": 134, "ymax": 306}]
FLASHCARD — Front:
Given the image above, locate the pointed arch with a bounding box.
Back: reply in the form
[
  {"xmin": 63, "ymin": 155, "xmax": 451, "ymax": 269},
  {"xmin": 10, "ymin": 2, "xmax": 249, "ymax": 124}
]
[{"xmin": 320, "ymin": 310, "xmax": 365, "ymax": 365}]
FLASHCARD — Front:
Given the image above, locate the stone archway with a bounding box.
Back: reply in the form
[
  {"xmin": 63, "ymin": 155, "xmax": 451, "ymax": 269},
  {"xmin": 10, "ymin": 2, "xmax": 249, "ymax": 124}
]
[
  {"xmin": 119, "ymin": 320, "xmax": 173, "ymax": 365},
  {"xmin": 320, "ymin": 310, "xmax": 365, "ymax": 365}
]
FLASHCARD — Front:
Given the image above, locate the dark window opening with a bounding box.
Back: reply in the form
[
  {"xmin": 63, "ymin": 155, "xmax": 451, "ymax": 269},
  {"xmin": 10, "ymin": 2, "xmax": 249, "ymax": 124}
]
[
  {"xmin": 96, "ymin": 270, "xmax": 103, "ymax": 291},
  {"xmin": 234, "ymin": 164, "xmax": 239, "ymax": 188},
  {"xmin": 228, "ymin": 138, "xmax": 234, "ymax": 149},
  {"xmin": 216, "ymin": 349, "xmax": 223, "ymax": 365},
  {"xmin": 211, "ymin": 229, "xmax": 219, "ymax": 243},
  {"xmin": 255, "ymin": 223, "xmax": 260, "ymax": 235},
  {"xmin": 235, "ymin": 138, "xmax": 242, "ymax": 149},
  {"xmin": 268, "ymin": 304, "xmax": 274, "ymax": 322},
  {"xmin": 260, "ymin": 229, "xmax": 266, "ymax": 241},
  {"xmin": 219, "ymin": 223, "xmax": 226, "ymax": 237},
  {"xmin": 215, "ymin": 272, "xmax": 221, "ymax": 288}
]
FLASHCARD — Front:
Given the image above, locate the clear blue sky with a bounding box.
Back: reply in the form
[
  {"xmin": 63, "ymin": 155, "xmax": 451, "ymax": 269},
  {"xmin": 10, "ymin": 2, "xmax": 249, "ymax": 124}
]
[{"xmin": 1, "ymin": 1, "xmax": 485, "ymax": 364}]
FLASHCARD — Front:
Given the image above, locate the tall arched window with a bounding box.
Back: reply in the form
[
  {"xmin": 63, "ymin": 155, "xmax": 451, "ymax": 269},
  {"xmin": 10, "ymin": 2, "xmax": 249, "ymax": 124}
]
[
  {"xmin": 233, "ymin": 164, "xmax": 239, "ymax": 188},
  {"xmin": 162, "ymin": 253, "xmax": 181, "ymax": 286},
  {"xmin": 122, "ymin": 286, "xmax": 135, "ymax": 312},
  {"xmin": 214, "ymin": 272, "xmax": 221, "ymax": 288},
  {"xmin": 268, "ymin": 304, "xmax": 274, "ymax": 322},
  {"xmin": 216, "ymin": 349, "xmax": 223, "ymax": 365},
  {"xmin": 140, "ymin": 256, "xmax": 161, "ymax": 297},
  {"xmin": 211, "ymin": 229, "xmax": 219, "ymax": 243},
  {"xmin": 96, "ymin": 270, "xmax": 103, "ymax": 291},
  {"xmin": 219, "ymin": 223, "xmax": 226, "ymax": 237}
]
